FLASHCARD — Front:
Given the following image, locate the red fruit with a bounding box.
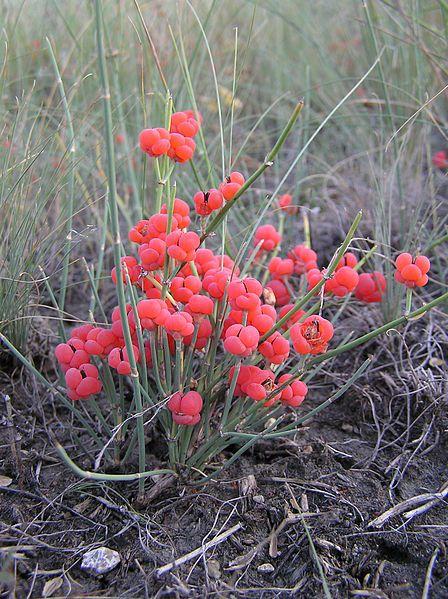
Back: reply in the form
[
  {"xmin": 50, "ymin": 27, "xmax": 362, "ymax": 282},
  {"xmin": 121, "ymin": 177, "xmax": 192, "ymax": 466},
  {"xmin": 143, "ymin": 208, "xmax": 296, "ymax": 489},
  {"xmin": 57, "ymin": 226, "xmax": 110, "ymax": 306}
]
[
  {"xmin": 160, "ymin": 198, "xmax": 191, "ymax": 229},
  {"xmin": 202, "ymin": 268, "xmax": 236, "ymax": 299},
  {"xmin": 228, "ymin": 277, "xmax": 263, "ymax": 311},
  {"xmin": 129, "ymin": 220, "xmax": 151, "ymax": 244},
  {"xmin": 170, "ymin": 275, "xmax": 202, "ymax": 303},
  {"xmin": 254, "ymin": 225, "xmax": 281, "ymax": 252},
  {"xmin": 278, "ymin": 194, "xmax": 297, "ymax": 215},
  {"xmin": 193, "ymin": 189, "xmax": 223, "ymax": 216},
  {"xmin": 278, "ymin": 304, "xmax": 305, "ymax": 330},
  {"xmin": 336, "ymin": 252, "xmax": 358, "ymax": 270},
  {"xmin": 136, "ymin": 299, "xmax": 170, "ymax": 330},
  {"xmin": 290, "ymin": 315, "xmax": 334, "ymax": 355},
  {"xmin": 65, "ymin": 363, "xmax": 102, "ymax": 399},
  {"xmin": 55, "ymin": 338, "xmax": 90, "ymax": 372},
  {"xmin": 108, "ymin": 345, "xmax": 140, "ymax": 375},
  {"xmin": 277, "ymin": 374, "xmax": 308, "ymax": 408},
  {"xmin": 139, "ymin": 238, "xmax": 166, "ymax": 271},
  {"xmin": 265, "ymin": 279, "xmax": 290, "ymax": 307},
  {"xmin": 288, "ymin": 245, "xmax": 318, "ymax": 274},
  {"xmin": 71, "ymin": 324, "xmax": 94, "ymax": 342},
  {"xmin": 186, "ymin": 294, "xmax": 214, "ymax": 320},
  {"xmin": 170, "ymin": 111, "xmax": 200, "ymax": 138},
  {"xmin": 139, "ymin": 127, "xmax": 170, "ymax": 157},
  {"xmin": 85, "ymin": 327, "xmax": 122, "ymax": 357},
  {"xmin": 166, "ymin": 230, "xmax": 200, "ymax": 262},
  {"xmin": 168, "ymin": 133, "xmax": 196, "ymax": 163},
  {"xmin": 258, "ymin": 332, "xmax": 290, "ymax": 364},
  {"xmin": 111, "ymin": 304, "xmax": 135, "ymax": 338},
  {"xmin": 326, "ymin": 266, "xmax": 359, "ymax": 297},
  {"xmin": 394, "ymin": 252, "xmax": 430, "ymax": 288},
  {"xmin": 223, "ymin": 324, "xmax": 260, "ymax": 357},
  {"xmin": 432, "ymin": 150, "xmax": 448, "ymax": 169},
  {"xmin": 168, "ymin": 391, "xmax": 203, "ymax": 426},
  {"xmin": 111, "ymin": 255, "xmax": 142, "ymax": 285},
  {"xmin": 268, "ymin": 257, "xmax": 294, "ymax": 279},
  {"xmin": 355, "ymin": 272, "xmax": 386, "ymax": 303},
  {"xmin": 219, "ymin": 172, "xmax": 245, "ymax": 201},
  {"xmin": 229, "ymin": 365, "xmax": 278, "ymax": 404},
  {"xmin": 306, "ymin": 268, "xmax": 324, "ymax": 291},
  {"xmin": 164, "ymin": 311, "xmax": 195, "ymax": 339},
  {"xmin": 183, "ymin": 318, "xmax": 212, "ymax": 350},
  {"xmin": 148, "ymin": 213, "xmax": 179, "ymax": 240},
  {"xmin": 250, "ymin": 305, "xmax": 277, "ymax": 334}
]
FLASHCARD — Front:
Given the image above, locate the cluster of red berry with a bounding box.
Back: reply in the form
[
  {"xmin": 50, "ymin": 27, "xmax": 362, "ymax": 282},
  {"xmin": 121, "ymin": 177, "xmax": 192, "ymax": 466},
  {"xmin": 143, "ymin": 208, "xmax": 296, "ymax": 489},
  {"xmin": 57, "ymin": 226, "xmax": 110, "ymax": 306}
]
[{"xmin": 54, "ymin": 110, "xmax": 432, "ymax": 429}]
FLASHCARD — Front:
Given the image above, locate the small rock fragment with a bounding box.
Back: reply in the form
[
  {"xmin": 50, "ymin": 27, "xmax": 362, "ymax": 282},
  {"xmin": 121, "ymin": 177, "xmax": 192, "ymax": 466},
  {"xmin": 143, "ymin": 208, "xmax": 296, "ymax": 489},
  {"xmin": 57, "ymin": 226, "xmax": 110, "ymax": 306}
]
[
  {"xmin": 257, "ymin": 562, "xmax": 275, "ymax": 574},
  {"xmin": 207, "ymin": 559, "xmax": 221, "ymax": 580},
  {"xmin": 341, "ymin": 423, "xmax": 354, "ymax": 433},
  {"xmin": 253, "ymin": 495, "xmax": 265, "ymax": 504},
  {"xmin": 81, "ymin": 547, "xmax": 121, "ymax": 576}
]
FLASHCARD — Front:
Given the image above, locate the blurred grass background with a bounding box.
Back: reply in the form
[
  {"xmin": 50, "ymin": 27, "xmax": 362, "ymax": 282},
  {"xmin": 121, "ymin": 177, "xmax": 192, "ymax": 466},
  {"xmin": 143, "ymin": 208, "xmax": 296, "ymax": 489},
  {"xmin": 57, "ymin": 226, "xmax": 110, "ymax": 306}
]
[{"xmin": 1, "ymin": 0, "xmax": 447, "ymax": 352}]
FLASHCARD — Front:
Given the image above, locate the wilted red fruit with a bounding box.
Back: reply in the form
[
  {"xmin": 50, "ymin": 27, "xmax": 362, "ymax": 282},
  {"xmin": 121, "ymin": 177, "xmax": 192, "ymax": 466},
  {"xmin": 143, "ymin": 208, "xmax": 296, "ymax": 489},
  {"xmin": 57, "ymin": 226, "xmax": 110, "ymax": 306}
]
[
  {"xmin": 219, "ymin": 172, "xmax": 245, "ymax": 201},
  {"xmin": 164, "ymin": 311, "xmax": 195, "ymax": 339},
  {"xmin": 229, "ymin": 365, "xmax": 278, "ymax": 404},
  {"xmin": 259, "ymin": 332, "xmax": 290, "ymax": 364},
  {"xmin": 170, "ymin": 275, "xmax": 202, "ymax": 303},
  {"xmin": 139, "ymin": 128, "xmax": 170, "ymax": 156},
  {"xmin": 394, "ymin": 253, "xmax": 430, "ymax": 288},
  {"xmin": 160, "ymin": 198, "xmax": 191, "ymax": 229},
  {"xmin": 168, "ymin": 391, "xmax": 203, "ymax": 425},
  {"xmin": 288, "ymin": 244, "xmax": 318, "ymax": 274},
  {"xmin": 186, "ymin": 294, "xmax": 214, "ymax": 320},
  {"xmin": 108, "ymin": 345, "xmax": 140, "ymax": 375},
  {"xmin": 277, "ymin": 374, "xmax": 308, "ymax": 407},
  {"xmin": 166, "ymin": 230, "xmax": 200, "ymax": 262},
  {"xmin": 139, "ymin": 238, "xmax": 166, "ymax": 271},
  {"xmin": 129, "ymin": 219, "xmax": 152, "ymax": 244},
  {"xmin": 170, "ymin": 111, "xmax": 200, "ymax": 137},
  {"xmin": 432, "ymin": 150, "xmax": 448, "ymax": 169},
  {"xmin": 254, "ymin": 225, "xmax": 281, "ymax": 252},
  {"xmin": 136, "ymin": 299, "xmax": 170, "ymax": 330},
  {"xmin": 111, "ymin": 256, "xmax": 142, "ymax": 285},
  {"xmin": 278, "ymin": 194, "xmax": 297, "ymax": 215},
  {"xmin": 168, "ymin": 133, "xmax": 196, "ymax": 163},
  {"xmin": 55, "ymin": 338, "xmax": 90, "ymax": 373},
  {"xmin": 268, "ymin": 257, "xmax": 294, "ymax": 279},
  {"xmin": 65, "ymin": 363, "xmax": 102, "ymax": 400},
  {"xmin": 193, "ymin": 189, "xmax": 223, "ymax": 216},
  {"xmin": 224, "ymin": 324, "xmax": 260, "ymax": 357},
  {"xmin": 355, "ymin": 272, "xmax": 386, "ymax": 303},
  {"xmin": 265, "ymin": 279, "xmax": 290, "ymax": 307},
  {"xmin": 290, "ymin": 315, "xmax": 334, "ymax": 355},
  {"xmin": 227, "ymin": 277, "xmax": 263, "ymax": 311}
]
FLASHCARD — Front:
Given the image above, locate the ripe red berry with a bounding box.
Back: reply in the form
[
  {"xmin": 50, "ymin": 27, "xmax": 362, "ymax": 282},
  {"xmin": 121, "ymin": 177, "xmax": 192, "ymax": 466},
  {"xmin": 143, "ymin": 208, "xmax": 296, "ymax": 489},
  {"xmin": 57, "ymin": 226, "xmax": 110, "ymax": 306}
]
[
  {"xmin": 254, "ymin": 225, "xmax": 281, "ymax": 252},
  {"xmin": 111, "ymin": 255, "xmax": 142, "ymax": 285},
  {"xmin": 202, "ymin": 268, "xmax": 236, "ymax": 299},
  {"xmin": 170, "ymin": 111, "xmax": 200, "ymax": 138},
  {"xmin": 139, "ymin": 128, "xmax": 170, "ymax": 157},
  {"xmin": 355, "ymin": 272, "xmax": 386, "ymax": 303},
  {"xmin": 277, "ymin": 374, "xmax": 308, "ymax": 408},
  {"xmin": 166, "ymin": 230, "xmax": 200, "ymax": 262},
  {"xmin": 136, "ymin": 299, "xmax": 170, "ymax": 330},
  {"xmin": 326, "ymin": 266, "xmax": 359, "ymax": 297},
  {"xmin": 170, "ymin": 275, "xmax": 202, "ymax": 303},
  {"xmin": 288, "ymin": 245, "xmax": 318, "ymax": 274},
  {"xmin": 85, "ymin": 328, "xmax": 122, "ymax": 357},
  {"xmin": 258, "ymin": 332, "xmax": 290, "ymax": 364},
  {"xmin": 168, "ymin": 133, "xmax": 196, "ymax": 163},
  {"xmin": 55, "ymin": 338, "xmax": 90, "ymax": 373},
  {"xmin": 186, "ymin": 294, "xmax": 214, "ymax": 320},
  {"xmin": 278, "ymin": 194, "xmax": 298, "ymax": 215},
  {"xmin": 160, "ymin": 198, "xmax": 191, "ymax": 229},
  {"xmin": 65, "ymin": 363, "xmax": 102, "ymax": 400},
  {"xmin": 227, "ymin": 277, "xmax": 263, "ymax": 311},
  {"xmin": 164, "ymin": 311, "xmax": 195, "ymax": 339},
  {"xmin": 278, "ymin": 304, "xmax": 305, "ymax": 330},
  {"xmin": 70, "ymin": 324, "xmax": 95, "ymax": 342},
  {"xmin": 193, "ymin": 189, "xmax": 223, "ymax": 216},
  {"xmin": 268, "ymin": 257, "xmax": 294, "ymax": 279},
  {"xmin": 168, "ymin": 390, "xmax": 203, "ymax": 425},
  {"xmin": 336, "ymin": 252, "xmax": 358, "ymax": 270},
  {"xmin": 229, "ymin": 365, "xmax": 278, "ymax": 404},
  {"xmin": 219, "ymin": 172, "xmax": 245, "ymax": 201},
  {"xmin": 394, "ymin": 252, "xmax": 430, "ymax": 288},
  {"xmin": 139, "ymin": 238, "xmax": 166, "ymax": 271},
  {"xmin": 290, "ymin": 315, "xmax": 334, "ymax": 355},
  {"xmin": 432, "ymin": 150, "xmax": 448, "ymax": 169},
  {"xmin": 108, "ymin": 345, "xmax": 140, "ymax": 375},
  {"xmin": 129, "ymin": 219, "xmax": 151, "ymax": 245},
  {"xmin": 224, "ymin": 324, "xmax": 260, "ymax": 357}
]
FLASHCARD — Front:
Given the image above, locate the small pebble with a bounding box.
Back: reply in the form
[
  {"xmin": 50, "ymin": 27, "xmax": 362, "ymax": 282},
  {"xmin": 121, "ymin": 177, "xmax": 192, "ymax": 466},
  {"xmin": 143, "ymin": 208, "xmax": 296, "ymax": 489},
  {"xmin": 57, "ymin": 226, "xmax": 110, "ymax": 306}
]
[
  {"xmin": 207, "ymin": 559, "xmax": 221, "ymax": 580},
  {"xmin": 81, "ymin": 547, "xmax": 121, "ymax": 576},
  {"xmin": 253, "ymin": 495, "xmax": 265, "ymax": 504},
  {"xmin": 341, "ymin": 423, "xmax": 354, "ymax": 433},
  {"xmin": 257, "ymin": 563, "xmax": 275, "ymax": 574}
]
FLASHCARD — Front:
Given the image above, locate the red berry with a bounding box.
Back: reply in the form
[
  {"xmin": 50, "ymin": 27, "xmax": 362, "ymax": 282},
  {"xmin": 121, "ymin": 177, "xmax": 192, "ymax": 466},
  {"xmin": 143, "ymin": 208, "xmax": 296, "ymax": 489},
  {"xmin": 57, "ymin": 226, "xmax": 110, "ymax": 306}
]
[
  {"xmin": 193, "ymin": 189, "xmax": 223, "ymax": 216},
  {"xmin": 160, "ymin": 198, "xmax": 191, "ymax": 229},
  {"xmin": 254, "ymin": 225, "xmax": 281, "ymax": 252},
  {"xmin": 219, "ymin": 172, "xmax": 245, "ymax": 201},
  {"xmin": 168, "ymin": 390, "xmax": 203, "ymax": 425},
  {"xmin": 139, "ymin": 128, "xmax": 170, "ymax": 157},
  {"xmin": 288, "ymin": 245, "xmax": 318, "ymax": 274},
  {"xmin": 290, "ymin": 315, "xmax": 334, "ymax": 355}
]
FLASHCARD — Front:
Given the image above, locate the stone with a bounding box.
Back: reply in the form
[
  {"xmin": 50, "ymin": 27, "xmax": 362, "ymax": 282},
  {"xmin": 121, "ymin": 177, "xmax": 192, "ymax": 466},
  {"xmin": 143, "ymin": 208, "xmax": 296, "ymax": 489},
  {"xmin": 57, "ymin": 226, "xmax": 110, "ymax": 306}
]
[
  {"xmin": 257, "ymin": 562, "xmax": 275, "ymax": 574},
  {"xmin": 207, "ymin": 559, "xmax": 221, "ymax": 580},
  {"xmin": 81, "ymin": 547, "xmax": 121, "ymax": 576}
]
